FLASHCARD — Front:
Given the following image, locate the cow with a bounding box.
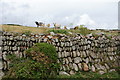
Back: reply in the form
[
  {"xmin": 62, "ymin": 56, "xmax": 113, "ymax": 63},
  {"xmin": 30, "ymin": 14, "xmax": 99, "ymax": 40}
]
[
  {"xmin": 53, "ymin": 23, "xmax": 61, "ymax": 29},
  {"xmin": 46, "ymin": 24, "xmax": 50, "ymax": 27},
  {"xmin": 74, "ymin": 26, "xmax": 79, "ymax": 30},
  {"xmin": 64, "ymin": 26, "xmax": 67, "ymax": 30},
  {"xmin": 35, "ymin": 21, "xmax": 45, "ymax": 27}
]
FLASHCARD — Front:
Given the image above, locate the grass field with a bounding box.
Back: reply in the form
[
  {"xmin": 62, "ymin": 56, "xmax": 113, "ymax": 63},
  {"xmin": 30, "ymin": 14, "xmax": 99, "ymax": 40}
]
[
  {"xmin": 0, "ymin": 24, "xmax": 50, "ymax": 34},
  {"xmin": 0, "ymin": 24, "xmax": 119, "ymax": 36}
]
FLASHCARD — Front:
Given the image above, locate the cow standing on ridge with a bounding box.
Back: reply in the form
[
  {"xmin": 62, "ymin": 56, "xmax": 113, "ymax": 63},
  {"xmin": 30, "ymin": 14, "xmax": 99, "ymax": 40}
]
[
  {"xmin": 35, "ymin": 21, "xmax": 45, "ymax": 27},
  {"xmin": 53, "ymin": 23, "xmax": 61, "ymax": 29}
]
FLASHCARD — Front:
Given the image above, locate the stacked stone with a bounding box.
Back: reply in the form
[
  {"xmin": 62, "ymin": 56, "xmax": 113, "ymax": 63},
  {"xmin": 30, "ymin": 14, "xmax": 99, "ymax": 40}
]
[
  {"xmin": 0, "ymin": 30, "xmax": 4, "ymax": 79},
  {"xmin": 1, "ymin": 31, "xmax": 120, "ymax": 75}
]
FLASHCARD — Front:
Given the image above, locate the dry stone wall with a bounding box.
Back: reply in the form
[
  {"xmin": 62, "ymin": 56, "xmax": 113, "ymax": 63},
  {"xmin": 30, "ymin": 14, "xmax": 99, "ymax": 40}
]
[{"xmin": 1, "ymin": 31, "xmax": 120, "ymax": 75}]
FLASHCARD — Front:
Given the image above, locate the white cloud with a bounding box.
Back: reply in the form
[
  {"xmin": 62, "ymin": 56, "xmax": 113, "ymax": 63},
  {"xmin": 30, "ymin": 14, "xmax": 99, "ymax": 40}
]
[
  {"xmin": 0, "ymin": 0, "xmax": 118, "ymax": 29},
  {"xmin": 77, "ymin": 14, "xmax": 96, "ymax": 26}
]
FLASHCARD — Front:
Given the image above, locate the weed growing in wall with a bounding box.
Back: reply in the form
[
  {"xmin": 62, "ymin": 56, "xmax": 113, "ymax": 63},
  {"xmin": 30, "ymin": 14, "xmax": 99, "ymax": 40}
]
[
  {"xmin": 3, "ymin": 43, "xmax": 60, "ymax": 79},
  {"xmin": 48, "ymin": 29, "xmax": 68, "ymax": 34},
  {"xmin": 22, "ymin": 30, "xmax": 32, "ymax": 36}
]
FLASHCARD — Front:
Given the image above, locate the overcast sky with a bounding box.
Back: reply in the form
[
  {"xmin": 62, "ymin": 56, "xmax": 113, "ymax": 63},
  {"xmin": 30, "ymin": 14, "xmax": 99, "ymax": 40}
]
[{"xmin": 0, "ymin": 0, "xmax": 119, "ymax": 29}]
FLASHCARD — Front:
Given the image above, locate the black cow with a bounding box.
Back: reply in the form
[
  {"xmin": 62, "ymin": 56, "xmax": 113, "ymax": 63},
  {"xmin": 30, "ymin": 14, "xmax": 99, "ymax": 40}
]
[{"xmin": 35, "ymin": 21, "xmax": 44, "ymax": 27}]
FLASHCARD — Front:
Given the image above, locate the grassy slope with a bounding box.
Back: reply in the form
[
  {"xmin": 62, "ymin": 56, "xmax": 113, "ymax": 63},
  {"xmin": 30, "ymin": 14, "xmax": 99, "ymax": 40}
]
[
  {"xmin": 0, "ymin": 24, "xmax": 119, "ymax": 36},
  {"xmin": 0, "ymin": 25, "xmax": 50, "ymax": 34}
]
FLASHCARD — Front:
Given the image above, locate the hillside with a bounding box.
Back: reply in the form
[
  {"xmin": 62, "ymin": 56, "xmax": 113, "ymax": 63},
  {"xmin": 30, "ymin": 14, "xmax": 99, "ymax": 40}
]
[
  {"xmin": 0, "ymin": 24, "xmax": 50, "ymax": 34},
  {"xmin": 0, "ymin": 24, "xmax": 119, "ymax": 36}
]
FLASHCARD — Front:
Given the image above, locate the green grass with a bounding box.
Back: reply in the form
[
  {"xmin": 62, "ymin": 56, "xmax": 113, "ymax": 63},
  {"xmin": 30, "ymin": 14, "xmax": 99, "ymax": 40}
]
[
  {"xmin": 3, "ymin": 43, "xmax": 60, "ymax": 79},
  {"xmin": 48, "ymin": 29, "xmax": 68, "ymax": 34}
]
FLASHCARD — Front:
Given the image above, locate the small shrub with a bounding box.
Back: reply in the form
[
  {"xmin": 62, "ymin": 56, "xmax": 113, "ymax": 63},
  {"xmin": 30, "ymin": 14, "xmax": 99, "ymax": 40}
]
[
  {"xmin": 3, "ymin": 43, "xmax": 60, "ymax": 79},
  {"xmin": 22, "ymin": 30, "xmax": 31, "ymax": 36},
  {"xmin": 48, "ymin": 29, "xmax": 68, "ymax": 34},
  {"xmin": 106, "ymin": 35, "xmax": 112, "ymax": 40},
  {"xmin": 79, "ymin": 27, "xmax": 91, "ymax": 36},
  {"xmin": 3, "ymin": 58, "xmax": 54, "ymax": 78},
  {"xmin": 25, "ymin": 43, "xmax": 57, "ymax": 61},
  {"xmin": 69, "ymin": 26, "xmax": 91, "ymax": 36},
  {"xmin": 92, "ymin": 33, "xmax": 99, "ymax": 38}
]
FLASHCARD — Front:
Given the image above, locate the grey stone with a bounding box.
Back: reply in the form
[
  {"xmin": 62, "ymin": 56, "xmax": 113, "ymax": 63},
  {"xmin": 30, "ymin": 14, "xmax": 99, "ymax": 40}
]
[
  {"xmin": 57, "ymin": 60, "xmax": 60, "ymax": 63},
  {"xmin": 87, "ymin": 41, "xmax": 91, "ymax": 44},
  {"xmin": 56, "ymin": 47, "xmax": 59, "ymax": 52},
  {"xmin": 74, "ymin": 57, "xmax": 80, "ymax": 63},
  {"xmin": 59, "ymin": 47, "xmax": 62, "ymax": 52},
  {"xmin": 70, "ymin": 42, "xmax": 73, "ymax": 46},
  {"xmin": 12, "ymin": 46, "xmax": 17, "ymax": 51},
  {"xmin": 88, "ymin": 56, "xmax": 92, "ymax": 62},
  {"xmin": 58, "ymin": 52, "xmax": 61, "ymax": 58},
  {"xmin": 61, "ymin": 42, "xmax": 64, "ymax": 47},
  {"xmin": 61, "ymin": 52, "xmax": 65, "ymax": 58},
  {"xmin": 72, "ymin": 46, "xmax": 76, "ymax": 50},
  {"xmin": 66, "ymin": 52, "xmax": 70, "ymax": 57},
  {"xmin": 99, "ymin": 65, "xmax": 106, "ymax": 70},
  {"xmin": 50, "ymin": 32, "xmax": 55, "ymax": 35},
  {"xmin": 105, "ymin": 64, "xmax": 110, "ymax": 70},
  {"xmin": 85, "ymin": 58, "xmax": 89, "ymax": 64},
  {"xmin": 95, "ymin": 32, "xmax": 105, "ymax": 35},
  {"xmin": 73, "ymin": 63, "xmax": 78, "ymax": 71},
  {"xmin": 109, "ymin": 56, "xmax": 113, "ymax": 60},
  {"xmin": 109, "ymin": 69, "xmax": 116, "ymax": 72},
  {"xmin": 68, "ymin": 57, "xmax": 72, "ymax": 63},
  {"xmin": 65, "ymin": 58, "xmax": 69, "ymax": 64},
  {"xmin": 64, "ymin": 51, "xmax": 67, "ymax": 57},
  {"xmin": 62, "ymin": 65, "xmax": 66, "ymax": 71},
  {"xmin": 9, "ymin": 37, "xmax": 14, "ymax": 40},
  {"xmin": 99, "ymin": 70, "xmax": 105, "ymax": 75},
  {"xmin": 67, "ymin": 65, "xmax": 71, "ymax": 71},
  {"xmin": 91, "ymin": 43, "xmax": 94, "ymax": 46},
  {"xmin": 22, "ymin": 34, "xmax": 26, "ymax": 37},
  {"xmin": 90, "ymin": 52, "xmax": 96, "ymax": 59},
  {"xmin": 2, "ymin": 52, "xmax": 7, "ymax": 61},
  {"xmin": 69, "ymin": 63, "xmax": 73, "ymax": 69},
  {"xmin": 59, "ymin": 71, "xmax": 70, "ymax": 76},
  {"xmin": 63, "ymin": 58, "xmax": 66, "ymax": 64},
  {"xmin": 55, "ymin": 38, "xmax": 58, "ymax": 42},
  {"xmin": 91, "ymin": 65, "xmax": 96, "ymax": 72},
  {"xmin": 83, "ymin": 51, "xmax": 86, "ymax": 58},
  {"xmin": 43, "ymin": 38, "xmax": 48, "ymax": 42},
  {"xmin": 78, "ymin": 63, "xmax": 82, "ymax": 70},
  {"xmin": 76, "ymin": 51, "xmax": 80, "ymax": 56},
  {"xmin": 87, "ymin": 45, "xmax": 91, "ymax": 49},
  {"xmin": 4, "ymin": 46, "xmax": 8, "ymax": 51},
  {"xmin": 86, "ymin": 50, "xmax": 89, "ymax": 56},
  {"xmin": 73, "ymin": 51, "xmax": 77, "ymax": 57},
  {"xmin": 70, "ymin": 70, "xmax": 75, "ymax": 75},
  {"xmin": 86, "ymin": 33, "xmax": 93, "ymax": 38}
]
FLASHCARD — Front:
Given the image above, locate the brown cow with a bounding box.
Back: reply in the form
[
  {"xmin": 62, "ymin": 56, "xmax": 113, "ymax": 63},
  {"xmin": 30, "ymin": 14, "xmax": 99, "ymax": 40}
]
[
  {"xmin": 53, "ymin": 23, "xmax": 61, "ymax": 29},
  {"xmin": 46, "ymin": 24, "xmax": 50, "ymax": 27},
  {"xmin": 64, "ymin": 26, "xmax": 67, "ymax": 29},
  {"xmin": 74, "ymin": 26, "xmax": 79, "ymax": 30}
]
